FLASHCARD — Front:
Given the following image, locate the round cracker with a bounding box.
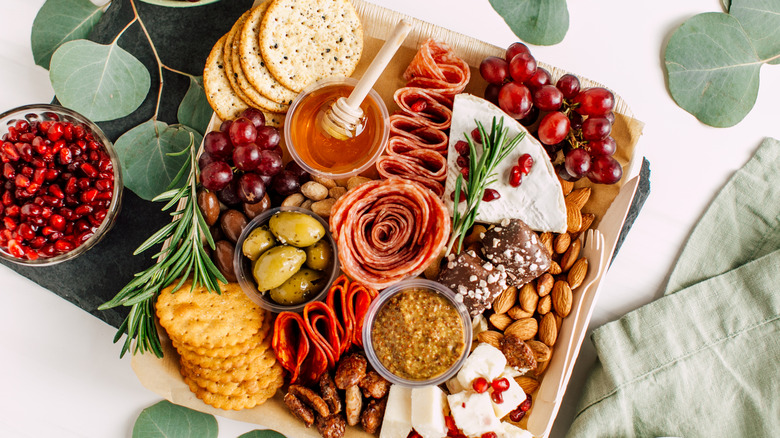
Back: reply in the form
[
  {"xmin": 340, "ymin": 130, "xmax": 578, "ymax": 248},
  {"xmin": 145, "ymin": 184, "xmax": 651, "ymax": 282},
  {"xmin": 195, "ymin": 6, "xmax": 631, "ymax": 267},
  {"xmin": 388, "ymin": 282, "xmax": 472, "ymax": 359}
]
[
  {"xmin": 259, "ymin": 0, "xmax": 363, "ymax": 93},
  {"xmin": 180, "ymin": 334, "xmax": 272, "ymax": 370},
  {"xmin": 155, "ymin": 280, "xmax": 264, "ymax": 349},
  {"xmin": 181, "ymin": 348, "xmax": 277, "ymax": 383},
  {"xmin": 185, "ymin": 363, "xmax": 284, "ymax": 410},
  {"xmin": 173, "ymin": 313, "xmax": 271, "ymax": 359},
  {"xmin": 203, "ymin": 34, "xmax": 250, "ymax": 121},
  {"xmin": 224, "ymin": 12, "xmax": 258, "ymax": 107}
]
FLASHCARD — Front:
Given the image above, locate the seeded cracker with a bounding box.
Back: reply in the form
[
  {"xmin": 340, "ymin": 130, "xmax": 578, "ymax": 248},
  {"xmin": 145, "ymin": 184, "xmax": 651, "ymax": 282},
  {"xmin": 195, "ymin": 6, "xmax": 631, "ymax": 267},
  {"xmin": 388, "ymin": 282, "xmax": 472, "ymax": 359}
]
[
  {"xmin": 238, "ymin": 1, "xmax": 299, "ymax": 106},
  {"xmin": 203, "ymin": 34, "xmax": 249, "ymax": 121},
  {"xmin": 224, "ymin": 12, "xmax": 257, "ymax": 108},
  {"xmin": 259, "ymin": 0, "xmax": 363, "ymax": 93}
]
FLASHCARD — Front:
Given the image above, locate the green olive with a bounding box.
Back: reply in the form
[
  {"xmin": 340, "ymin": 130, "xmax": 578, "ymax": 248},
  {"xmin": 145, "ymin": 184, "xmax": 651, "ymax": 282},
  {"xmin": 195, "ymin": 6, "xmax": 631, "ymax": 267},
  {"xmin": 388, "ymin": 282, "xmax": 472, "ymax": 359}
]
[
  {"xmin": 269, "ymin": 268, "xmax": 325, "ymax": 305},
  {"xmin": 242, "ymin": 226, "xmax": 276, "ymax": 261},
  {"xmin": 305, "ymin": 239, "xmax": 333, "ymax": 271},
  {"xmin": 252, "ymin": 245, "xmax": 306, "ymax": 291},
  {"xmin": 269, "ymin": 211, "xmax": 325, "ymax": 247}
]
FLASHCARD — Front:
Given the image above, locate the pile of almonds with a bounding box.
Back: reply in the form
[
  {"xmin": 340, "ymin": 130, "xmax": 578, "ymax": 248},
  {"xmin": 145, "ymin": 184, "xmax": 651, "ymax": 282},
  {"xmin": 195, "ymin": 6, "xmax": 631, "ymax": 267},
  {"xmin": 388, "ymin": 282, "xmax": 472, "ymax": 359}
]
[
  {"xmin": 281, "ymin": 174, "xmax": 371, "ymax": 218},
  {"xmin": 473, "ymin": 180, "xmax": 593, "ymax": 394}
]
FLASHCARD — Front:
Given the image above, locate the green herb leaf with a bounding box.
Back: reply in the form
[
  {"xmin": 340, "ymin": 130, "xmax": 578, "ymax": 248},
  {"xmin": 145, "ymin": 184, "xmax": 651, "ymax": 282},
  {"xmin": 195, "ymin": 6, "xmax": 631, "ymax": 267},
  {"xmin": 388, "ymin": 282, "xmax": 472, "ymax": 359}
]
[
  {"xmin": 49, "ymin": 39, "xmax": 151, "ymax": 122},
  {"xmin": 730, "ymin": 0, "xmax": 780, "ymax": 65},
  {"xmin": 178, "ymin": 76, "xmax": 213, "ymax": 135},
  {"xmin": 114, "ymin": 120, "xmax": 201, "ymax": 200},
  {"xmin": 239, "ymin": 430, "xmax": 288, "ymax": 438},
  {"xmin": 488, "ymin": 0, "xmax": 569, "ymax": 46},
  {"xmin": 664, "ymin": 12, "xmax": 764, "ymax": 127},
  {"xmin": 132, "ymin": 400, "xmax": 218, "ymax": 438},
  {"xmin": 31, "ymin": 0, "xmax": 104, "ymax": 70}
]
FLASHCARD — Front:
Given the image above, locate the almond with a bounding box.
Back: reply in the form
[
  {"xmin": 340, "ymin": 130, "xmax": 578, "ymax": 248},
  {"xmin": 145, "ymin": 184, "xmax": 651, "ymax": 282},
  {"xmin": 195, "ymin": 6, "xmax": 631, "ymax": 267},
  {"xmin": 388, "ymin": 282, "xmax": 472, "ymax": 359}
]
[
  {"xmin": 566, "ymin": 187, "xmax": 591, "ymax": 210},
  {"xmin": 489, "ymin": 313, "xmax": 514, "ymax": 331},
  {"xmin": 551, "ymin": 280, "xmax": 573, "ymax": 317},
  {"xmin": 554, "ymin": 313, "xmax": 563, "ymax": 331},
  {"xmin": 476, "ymin": 330, "xmax": 504, "ymax": 349},
  {"xmin": 539, "ymin": 313, "xmax": 558, "ymax": 347},
  {"xmin": 557, "ymin": 175, "xmax": 574, "ymax": 196},
  {"xmin": 561, "ymin": 238, "xmax": 581, "ymax": 272},
  {"xmin": 548, "ymin": 260, "xmax": 562, "ymax": 275},
  {"xmin": 539, "ymin": 232, "xmax": 554, "ymax": 257},
  {"xmin": 568, "ymin": 258, "xmax": 589, "ymax": 289},
  {"xmin": 536, "ymin": 273, "xmax": 554, "ymax": 297},
  {"xmin": 554, "ymin": 233, "xmax": 571, "ymax": 254},
  {"xmin": 515, "ymin": 376, "xmax": 540, "ymax": 394},
  {"xmin": 505, "ymin": 318, "xmax": 538, "ymax": 340},
  {"xmin": 526, "ymin": 340, "xmax": 552, "ymax": 362},
  {"xmin": 573, "ymin": 213, "xmax": 596, "ymax": 238},
  {"xmin": 463, "ymin": 224, "xmax": 487, "ymax": 248},
  {"xmin": 566, "ymin": 201, "xmax": 582, "ymax": 233},
  {"xmin": 492, "ymin": 286, "xmax": 517, "ymax": 314},
  {"xmin": 519, "ymin": 283, "xmax": 538, "ymax": 313},
  {"xmin": 507, "ymin": 305, "xmax": 534, "ymax": 320},
  {"xmin": 536, "ymin": 359, "xmax": 550, "ymax": 375},
  {"xmin": 537, "ymin": 294, "xmax": 552, "ymax": 315}
]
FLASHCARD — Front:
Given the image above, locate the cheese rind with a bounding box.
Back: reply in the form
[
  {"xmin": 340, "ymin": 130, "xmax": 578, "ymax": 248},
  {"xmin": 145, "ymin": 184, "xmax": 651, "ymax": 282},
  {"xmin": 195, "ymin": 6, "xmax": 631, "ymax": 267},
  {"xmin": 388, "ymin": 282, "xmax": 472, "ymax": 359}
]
[
  {"xmin": 411, "ymin": 386, "xmax": 448, "ymax": 438},
  {"xmin": 379, "ymin": 385, "xmax": 413, "ymax": 438},
  {"xmin": 455, "ymin": 343, "xmax": 507, "ymax": 389},
  {"xmin": 447, "ymin": 391, "xmax": 502, "ymax": 437}
]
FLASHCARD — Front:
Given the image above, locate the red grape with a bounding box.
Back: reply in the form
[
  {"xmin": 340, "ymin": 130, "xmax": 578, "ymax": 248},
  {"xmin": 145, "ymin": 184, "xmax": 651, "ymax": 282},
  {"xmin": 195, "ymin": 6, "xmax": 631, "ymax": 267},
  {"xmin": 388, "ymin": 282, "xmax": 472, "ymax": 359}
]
[
  {"xmin": 232, "ymin": 143, "xmax": 262, "ymax": 171},
  {"xmin": 240, "ymin": 108, "xmax": 266, "ymax": 129},
  {"xmin": 498, "ymin": 82, "xmax": 532, "ymax": 119},
  {"xmin": 217, "ymin": 178, "xmax": 242, "ymax": 206},
  {"xmin": 219, "ymin": 120, "xmax": 232, "ymax": 133},
  {"xmin": 505, "ymin": 42, "xmax": 530, "ymax": 62},
  {"xmin": 555, "ymin": 163, "xmax": 577, "ymax": 182},
  {"xmin": 285, "ymin": 160, "xmax": 310, "ymax": 183},
  {"xmin": 198, "ymin": 152, "xmax": 217, "ymax": 170},
  {"xmin": 484, "ymin": 83, "xmax": 501, "ymax": 106},
  {"xmin": 537, "ymin": 111, "xmax": 570, "ymax": 145},
  {"xmin": 564, "ymin": 148, "xmax": 591, "ymax": 179},
  {"xmin": 604, "ymin": 111, "xmax": 616, "ymax": 124},
  {"xmin": 587, "ymin": 155, "xmax": 622, "ymax": 184},
  {"xmin": 573, "ymin": 87, "xmax": 615, "ymax": 116},
  {"xmin": 587, "ymin": 136, "xmax": 617, "ymax": 156},
  {"xmin": 203, "ymin": 131, "xmax": 232, "ymax": 159},
  {"xmin": 200, "ymin": 161, "xmax": 233, "ymax": 191},
  {"xmin": 581, "ymin": 117, "xmax": 612, "ymax": 141},
  {"xmin": 508, "ymin": 53, "xmax": 537, "ymax": 83},
  {"xmin": 228, "ymin": 117, "xmax": 257, "ymax": 146},
  {"xmin": 255, "ymin": 126, "xmax": 281, "ymax": 150},
  {"xmin": 271, "ymin": 170, "xmax": 300, "ymax": 196},
  {"xmin": 518, "ymin": 106, "xmax": 539, "ymax": 126},
  {"xmin": 256, "ymin": 150, "xmax": 283, "ymax": 176},
  {"xmin": 524, "ymin": 67, "xmax": 551, "ymax": 90},
  {"xmin": 237, "ymin": 172, "xmax": 266, "ymax": 204},
  {"xmin": 555, "ymin": 74, "xmax": 581, "ymax": 100},
  {"xmin": 532, "ymin": 84, "xmax": 563, "ymax": 111},
  {"xmin": 479, "ymin": 56, "xmax": 509, "ymax": 85},
  {"xmin": 569, "ymin": 111, "xmax": 584, "ymax": 131}
]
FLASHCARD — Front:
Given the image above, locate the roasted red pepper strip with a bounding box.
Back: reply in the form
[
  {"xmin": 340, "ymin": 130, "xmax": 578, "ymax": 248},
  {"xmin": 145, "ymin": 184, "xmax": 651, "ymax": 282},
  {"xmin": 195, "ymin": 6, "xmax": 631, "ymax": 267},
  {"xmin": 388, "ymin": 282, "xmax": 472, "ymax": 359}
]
[
  {"xmin": 272, "ymin": 312, "xmax": 309, "ymax": 384},
  {"xmin": 325, "ymin": 275, "xmax": 352, "ymax": 355},
  {"xmin": 303, "ymin": 300, "xmax": 343, "ymax": 369},
  {"xmin": 347, "ymin": 281, "xmax": 378, "ymax": 348}
]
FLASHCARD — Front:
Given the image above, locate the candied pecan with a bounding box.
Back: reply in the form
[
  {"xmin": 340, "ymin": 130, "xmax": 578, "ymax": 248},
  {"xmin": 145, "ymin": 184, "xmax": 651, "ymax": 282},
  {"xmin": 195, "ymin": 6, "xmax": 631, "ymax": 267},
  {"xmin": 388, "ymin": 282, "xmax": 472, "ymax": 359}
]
[
  {"xmin": 361, "ymin": 396, "xmax": 388, "ymax": 434},
  {"xmin": 319, "ymin": 372, "xmax": 342, "ymax": 414},
  {"xmin": 334, "ymin": 352, "xmax": 367, "ymax": 389},
  {"xmin": 359, "ymin": 370, "xmax": 390, "ymax": 399},
  {"xmin": 500, "ymin": 333, "xmax": 538, "ymax": 371},
  {"xmin": 316, "ymin": 414, "xmax": 346, "ymax": 438},
  {"xmin": 284, "ymin": 392, "xmax": 315, "ymax": 427},
  {"xmin": 289, "ymin": 384, "xmax": 331, "ymax": 418},
  {"xmin": 345, "ymin": 384, "xmax": 362, "ymax": 426}
]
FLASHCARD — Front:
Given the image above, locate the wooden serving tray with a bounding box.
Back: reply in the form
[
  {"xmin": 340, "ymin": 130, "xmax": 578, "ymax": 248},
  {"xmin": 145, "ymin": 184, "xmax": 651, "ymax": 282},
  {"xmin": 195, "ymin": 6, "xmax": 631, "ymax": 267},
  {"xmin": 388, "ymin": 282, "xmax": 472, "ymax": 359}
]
[{"xmin": 131, "ymin": 1, "xmax": 645, "ymax": 437}]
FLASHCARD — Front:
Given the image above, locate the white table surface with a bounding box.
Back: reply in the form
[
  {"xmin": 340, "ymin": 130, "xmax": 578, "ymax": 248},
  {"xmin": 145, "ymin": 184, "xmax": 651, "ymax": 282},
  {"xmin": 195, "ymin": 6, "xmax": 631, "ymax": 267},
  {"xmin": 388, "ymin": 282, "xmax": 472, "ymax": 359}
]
[{"xmin": 1, "ymin": 0, "xmax": 779, "ymax": 437}]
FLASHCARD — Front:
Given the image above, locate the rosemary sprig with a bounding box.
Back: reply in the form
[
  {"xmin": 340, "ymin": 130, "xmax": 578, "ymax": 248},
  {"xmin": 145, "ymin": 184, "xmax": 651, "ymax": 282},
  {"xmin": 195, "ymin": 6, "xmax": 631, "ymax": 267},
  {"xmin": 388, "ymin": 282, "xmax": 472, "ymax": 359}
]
[
  {"xmin": 445, "ymin": 117, "xmax": 525, "ymax": 256},
  {"xmin": 99, "ymin": 133, "xmax": 227, "ymax": 358}
]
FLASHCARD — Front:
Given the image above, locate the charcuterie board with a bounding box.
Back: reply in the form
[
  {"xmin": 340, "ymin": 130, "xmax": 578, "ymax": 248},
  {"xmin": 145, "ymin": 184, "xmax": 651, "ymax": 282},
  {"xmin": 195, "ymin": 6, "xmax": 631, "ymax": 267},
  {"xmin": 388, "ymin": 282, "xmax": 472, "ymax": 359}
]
[{"xmin": 131, "ymin": 0, "xmax": 644, "ymax": 437}]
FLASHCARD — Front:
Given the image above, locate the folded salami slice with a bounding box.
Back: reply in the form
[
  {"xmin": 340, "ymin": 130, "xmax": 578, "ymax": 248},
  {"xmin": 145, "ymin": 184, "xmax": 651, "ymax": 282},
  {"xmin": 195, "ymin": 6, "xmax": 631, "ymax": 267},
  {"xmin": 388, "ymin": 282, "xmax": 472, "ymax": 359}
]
[
  {"xmin": 325, "ymin": 275, "xmax": 352, "ymax": 356},
  {"xmin": 393, "ymin": 87, "xmax": 453, "ymax": 130},
  {"xmin": 325, "ymin": 275, "xmax": 378, "ymax": 350},
  {"xmin": 272, "ymin": 312, "xmax": 311, "ymax": 385},
  {"xmin": 388, "ymin": 114, "xmax": 450, "ymax": 152},
  {"xmin": 303, "ymin": 301, "xmax": 343, "ymax": 370},
  {"xmin": 403, "ymin": 39, "xmax": 470, "ymax": 97},
  {"xmin": 346, "ymin": 280, "xmax": 378, "ymax": 348}
]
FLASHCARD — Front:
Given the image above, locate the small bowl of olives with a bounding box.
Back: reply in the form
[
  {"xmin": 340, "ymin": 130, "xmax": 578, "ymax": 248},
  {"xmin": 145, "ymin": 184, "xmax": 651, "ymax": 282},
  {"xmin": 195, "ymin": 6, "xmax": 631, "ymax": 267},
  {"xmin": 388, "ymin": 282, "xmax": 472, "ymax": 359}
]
[{"xmin": 233, "ymin": 206, "xmax": 339, "ymax": 313}]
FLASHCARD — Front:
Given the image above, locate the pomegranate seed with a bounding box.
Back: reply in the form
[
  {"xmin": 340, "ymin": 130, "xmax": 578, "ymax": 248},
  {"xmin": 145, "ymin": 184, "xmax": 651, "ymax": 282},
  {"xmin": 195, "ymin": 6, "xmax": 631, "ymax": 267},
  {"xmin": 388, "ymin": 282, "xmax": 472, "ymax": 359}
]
[
  {"xmin": 445, "ymin": 415, "xmax": 458, "ymax": 434},
  {"xmin": 62, "ymin": 123, "xmax": 73, "ymax": 141},
  {"xmin": 44, "ymin": 168, "xmax": 59, "ymax": 181},
  {"xmin": 472, "ymin": 377, "xmax": 490, "ymax": 393},
  {"xmin": 95, "ymin": 179, "xmax": 112, "ymax": 192},
  {"xmin": 490, "ymin": 390, "xmax": 503, "ymax": 404},
  {"xmin": 74, "ymin": 205, "xmax": 93, "ymax": 218},
  {"xmin": 88, "ymin": 150, "xmax": 99, "ymax": 162},
  {"xmin": 24, "ymin": 248, "xmax": 39, "ymax": 260},
  {"xmin": 54, "ymin": 238, "xmax": 75, "ymax": 253},
  {"xmin": 80, "ymin": 162, "xmax": 98, "ymax": 178},
  {"xmin": 8, "ymin": 240, "xmax": 25, "ymax": 258},
  {"xmin": 39, "ymin": 243, "xmax": 56, "ymax": 257},
  {"xmin": 3, "ymin": 217, "xmax": 18, "ymax": 231},
  {"xmin": 98, "ymin": 158, "xmax": 112, "ymax": 172},
  {"xmin": 69, "ymin": 145, "xmax": 82, "ymax": 158},
  {"xmin": 59, "ymin": 208, "xmax": 74, "ymax": 221},
  {"xmin": 481, "ymin": 433, "xmax": 497, "ymax": 438},
  {"xmin": 21, "ymin": 166, "xmax": 33, "ymax": 177},
  {"xmin": 39, "ymin": 121, "xmax": 52, "ymax": 132},
  {"xmin": 18, "ymin": 223, "xmax": 36, "ymax": 241},
  {"xmin": 73, "ymin": 125, "xmax": 86, "ymax": 139},
  {"xmin": 88, "ymin": 141, "xmax": 101, "ymax": 151},
  {"xmin": 408, "ymin": 431, "xmax": 423, "ymax": 438},
  {"xmin": 5, "ymin": 205, "xmax": 20, "ymax": 217},
  {"xmin": 77, "ymin": 177, "xmax": 91, "ymax": 190},
  {"xmin": 509, "ymin": 165, "xmax": 523, "ymax": 187},
  {"xmin": 65, "ymin": 177, "xmax": 78, "ymax": 194},
  {"xmin": 519, "ymin": 393, "xmax": 532, "ymax": 412},
  {"xmin": 91, "ymin": 209, "xmax": 107, "ymax": 225},
  {"xmin": 449, "ymin": 189, "xmax": 467, "ymax": 204},
  {"xmin": 2, "ymin": 191, "xmax": 13, "ymax": 206},
  {"xmin": 76, "ymin": 231, "xmax": 94, "ymax": 244},
  {"xmin": 454, "ymin": 140, "xmax": 470, "ymax": 157},
  {"xmin": 81, "ymin": 188, "xmax": 98, "ymax": 203},
  {"xmin": 517, "ymin": 153, "xmax": 534, "ymax": 175},
  {"xmin": 456, "ymin": 155, "xmax": 469, "ymax": 169},
  {"xmin": 33, "ymin": 168, "xmax": 46, "ymax": 185},
  {"xmin": 41, "ymin": 226, "xmax": 57, "ymax": 236},
  {"xmin": 74, "ymin": 219, "xmax": 90, "ymax": 233},
  {"xmin": 95, "ymin": 191, "xmax": 112, "ymax": 201},
  {"xmin": 460, "ymin": 166, "xmax": 469, "ymax": 180},
  {"xmin": 41, "ymin": 206, "xmax": 52, "ymax": 219},
  {"xmin": 14, "ymin": 120, "xmax": 30, "ymax": 132},
  {"xmin": 48, "ymin": 184, "xmax": 64, "ymax": 199},
  {"xmin": 3, "ymin": 163, "xmax": 15, "ymax": 179},
  {"xmin": 52, "ymin": 139, "xmax": 66, "ymax": 154},
  {"xmin": 491, "ymin": 377, "xmax": 510, "ymax": 393},
  {"xmin": 74, "ymin": 140, "xmax": 86, "ymax": 152},
  {"xmin": 41, "ymin": 152, "xmax": 55, "ymax": 163},
  {"xmin": 15, "ymin": 174, "xmax": 30, "ymax": 188},
  {"xmin": 2, "ymin": 142, "xmax": 20, "ymax": 161},
  {"xmin": 47, "ymin": 122, "xmax": 64, "ymax": 141},
  {"xmin": 21, "ymin": 203, "xmax": 41, "ymax": 217},
  {"xmin": 49, "ymin": 215, "xmax": 66, "ymax": 232},
  {"xmin": 19, "ymin": 133, "xmax": 35, "ymax": 143},
  {"xmin": 6, "ymin": 127, "xmax": 19, "ymax": 142},
  {"xmin": 59, "ymin": 147, "xmax": 72, "ymax": 165},
  {"xmin": 29, "ymin": 236, "xmax": 46, "ymax": 249},
  {"xmin": 482, "ymin": 188, "xmax": 501, "ymax": 202},
  {"xmin": 41, "ymin": 195, "xmax": 61, "ymax": 207},
  {"xmin": 471, "ymin": 127, "xmax": 482, "ymax": 144},
  {"xmin": 17, "ymin": 142, "xmax": 33, "ymax": 161},
  {"xmin": 98, "ymin": 171, "xmax": 113, "ymax": 180},
  {"xmin": 410, "ymin": 99, "xmax": 428, "ymax": 112},
  {"xmin": 509, "ymin": 407, "xmax": 526, "ymax": 422}
]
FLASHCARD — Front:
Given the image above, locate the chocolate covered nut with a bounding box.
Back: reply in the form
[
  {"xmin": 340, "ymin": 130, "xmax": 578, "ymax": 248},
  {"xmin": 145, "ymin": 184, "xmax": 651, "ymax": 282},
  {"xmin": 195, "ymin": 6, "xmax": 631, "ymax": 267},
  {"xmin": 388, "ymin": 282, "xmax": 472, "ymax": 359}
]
[
  {"xmin": 481, "ymin": 218, "xmax": 551, "ymax": 286},
  {"xmin": 437, "ymin": 250, "xmax": 508, "ymax": 316}
]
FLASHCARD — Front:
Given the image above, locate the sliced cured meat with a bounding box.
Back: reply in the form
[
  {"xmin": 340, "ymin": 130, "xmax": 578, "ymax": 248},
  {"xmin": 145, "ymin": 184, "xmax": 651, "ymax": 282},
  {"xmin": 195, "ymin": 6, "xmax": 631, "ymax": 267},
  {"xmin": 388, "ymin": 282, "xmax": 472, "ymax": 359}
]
[
  {"xmin": 403, "ymin": 39, "xmax": 470, "ymax": 97},
  {"xmin": 376, "ymin": 146, "xmax": 447, "ymax": 197},
  {"xmin": 393, "ymin": 87, "xmax": 453, "ymax": 130},
  {"xmin": 303, "ymin": 301, "xmax": 343, "ymax": 370},
  {"xmin": 329, "ymin": 178, "xmax": 451, "ymax": 289},
  {"xmin": 388, "ymin": 114, "xmax": 450, "ymax": 152}
]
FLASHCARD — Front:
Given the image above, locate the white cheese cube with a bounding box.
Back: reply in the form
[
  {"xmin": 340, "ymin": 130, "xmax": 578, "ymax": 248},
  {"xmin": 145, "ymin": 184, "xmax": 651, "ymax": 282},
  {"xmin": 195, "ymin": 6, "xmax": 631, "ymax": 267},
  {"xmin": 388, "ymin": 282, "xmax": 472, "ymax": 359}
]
[
  {"xmin": 411, "ymin": 386, "xmax": 447, "ymax": 438},
  {"xmin": 501, "ymin": 366, "xmax": 522, "ymax": 379},
  {"xmin": 491, "ymin": 375, "xmax": 527, "ymax": 419},
  {"xmin": 447, "ymin": 391, "xmax": 501, "ymax": 437},
  {"xmin": 499, "ymin": 422, "xmax": 534, "ymax": 438},
  {"xmin": 446, "ymin": 375, "xmax": 465, "ymax": 394},
  {"xmin": 380, "ymin": 385, "xmax": 413, "ymax": 438},
  {"xmin": 456, "ymin": 343, "xmax": 507, "ymax": 389}
]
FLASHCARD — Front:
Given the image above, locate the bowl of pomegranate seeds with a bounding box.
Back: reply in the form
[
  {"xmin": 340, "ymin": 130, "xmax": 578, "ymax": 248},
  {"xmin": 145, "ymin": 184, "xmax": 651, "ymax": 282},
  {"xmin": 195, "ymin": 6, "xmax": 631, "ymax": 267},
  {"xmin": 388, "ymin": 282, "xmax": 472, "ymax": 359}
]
[{"xmin": 0, "ymin": 104, "xmax": 123, "ymax": 265}]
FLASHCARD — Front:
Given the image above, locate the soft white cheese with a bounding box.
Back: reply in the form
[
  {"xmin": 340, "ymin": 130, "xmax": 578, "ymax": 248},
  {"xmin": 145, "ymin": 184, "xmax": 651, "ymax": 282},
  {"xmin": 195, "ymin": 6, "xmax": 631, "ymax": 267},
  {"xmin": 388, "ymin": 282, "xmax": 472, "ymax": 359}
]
[
  {"xmin": 446, "ymin": 375, "xmax": 465, "ymax": 394},
  {"xmin": 491, "ymin": 375, "xmax": 527, "ymax": 419},
  {"xmin": 444, "ymin": 94, "xmax": 567, "ymax": 233},
  {"xmin": 380, "ymin": 385, "xmax": 413, "ymax": 438},
  {"xmin": 456, "ymin": 343, "xmax": 507, "ymax": 389},
  {"xmin": 411, "ymin": 386, "xmax": 448, "ymax": 438},
  {"xmin": 499, "ymin": 422, "xmax": 534, "ymax": 438},
  {"xmin": 447, "ymin": 391, "xmax": 502, "ymax": 437}
]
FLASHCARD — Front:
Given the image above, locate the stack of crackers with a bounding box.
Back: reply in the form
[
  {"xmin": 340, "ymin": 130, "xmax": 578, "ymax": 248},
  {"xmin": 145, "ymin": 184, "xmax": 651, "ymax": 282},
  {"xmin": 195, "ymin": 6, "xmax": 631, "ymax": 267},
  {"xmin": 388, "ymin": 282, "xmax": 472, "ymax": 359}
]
[
  {"xmin": 204, "ymin": 0, "xmax": 364, "ymax": 124},
  {"xmin": 156, "ymin": 280, "xmax": 283, "ymax": 410}
]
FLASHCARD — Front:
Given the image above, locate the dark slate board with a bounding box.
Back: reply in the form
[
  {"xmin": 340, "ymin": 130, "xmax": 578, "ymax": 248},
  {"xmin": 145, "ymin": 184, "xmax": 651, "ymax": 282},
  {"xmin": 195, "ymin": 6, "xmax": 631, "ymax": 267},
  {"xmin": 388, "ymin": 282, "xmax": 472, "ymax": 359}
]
[{"xmin": 2, "ymin": 0, "xmax": 650, "ymax": 330}]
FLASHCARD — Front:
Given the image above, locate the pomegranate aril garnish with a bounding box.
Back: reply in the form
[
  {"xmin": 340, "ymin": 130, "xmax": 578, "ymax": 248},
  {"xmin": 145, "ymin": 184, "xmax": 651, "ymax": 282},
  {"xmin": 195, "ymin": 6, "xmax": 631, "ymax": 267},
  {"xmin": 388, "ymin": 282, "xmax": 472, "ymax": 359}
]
[
  {"xmin": 454, "ymin": 140, "xmax": 469, "ymax": 156},
  {"xmin": 517, "ymin": 153, "xmax": 534, "ymax": 175},
  {"xmin": 410, "ymin": 99, "xmax": 428, "ymax": 112},
  {"xmin": 490, "ymin": 390, "xmax": 504, "ymax": 404},
  {"xmin": 8, "ymin": 240, "xmax": 25, "ymax": 258},
  {"xmin": 456, "ymin": 155, "xmax": 469, "ymax": 169},
  {"xmin": 449, "ymin": 189, "xmax": 467, "ymax": 203},
  {"xmin": 491, "ymin": 377, "xmax": 510, "ymax": 392},
  {"xmin": 482, "ymin": 188, "xmax": 500, "ymax": 202},
  {"xmin": 3, "ymin": 163, "xmax": 14, "ymax": 179},
  {"xmin": 509, "ymin": 166, "xmax": 523, "ymax": 187},
  {"xmin": 472, "ymin": 377, "xmax": 489, "ymax": 393},
  {"xmin": 509, "ymin": 407, "xmax": 526, "ymax": 422},
  {"xmin": 481, "ymin": 433, "xmax": 498, "ymax": 438},
  {"xmin": 3, "ymin": 217, "xmax": 17, "ymax": 231}
]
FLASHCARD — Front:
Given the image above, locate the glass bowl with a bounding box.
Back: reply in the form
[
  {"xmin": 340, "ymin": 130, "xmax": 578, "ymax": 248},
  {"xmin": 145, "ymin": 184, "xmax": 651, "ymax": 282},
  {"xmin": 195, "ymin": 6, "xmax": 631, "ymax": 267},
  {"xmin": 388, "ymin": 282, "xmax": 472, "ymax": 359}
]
[
  {"xmin": 284, "ymin": 76, "xmax": 389, "ymax": 180},
  {"xmin": 233, "ymin": 206, "xmax": 340, "ymax": 313},
  {"xmin": 362, "ymin": 278, "xmax": 473, "ymax": 387},
  {"xmin": 0, "ymin": 104, "xmax": 123, "ymax": 266}
]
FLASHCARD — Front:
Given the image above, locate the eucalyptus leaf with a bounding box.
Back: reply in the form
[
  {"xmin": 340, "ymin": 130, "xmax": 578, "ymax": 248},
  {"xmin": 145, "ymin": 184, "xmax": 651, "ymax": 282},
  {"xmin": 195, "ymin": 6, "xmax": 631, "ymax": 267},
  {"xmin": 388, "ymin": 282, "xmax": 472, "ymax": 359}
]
[
  {"xmin": 114, "ymin": 119, "xmax": 202, "ymax": 200},
  {"xmin": 664, "ymin": 13, "xmax": 762, "ymax": 127},
  {"xmin": 488, "ymin": 0, "xmax": 569, "ymax": 46},
  {"xmin": 178, "ymin": 76, "xmax": 212, "ymax": 135},
  {"xmin": 132, "ymin": 400, "xmax": 218, "ymax": 438},
  {"xmin": 49, "ymin": 39, "xmax": 151, "ymax": 122},
  {"xmin": 730, "ymin": 0, "xmax": 780, "ymax": 65},
  {"xmin": 239, "ymin": 430, "xmax": 288, "ymax": 438},
  {"xmin": 31, "ymin": 0, "xmax": 104, "ymax": 70},
  {"xmin": 723, "ymin": 0, "xmax": 731, "ymax": 10}
]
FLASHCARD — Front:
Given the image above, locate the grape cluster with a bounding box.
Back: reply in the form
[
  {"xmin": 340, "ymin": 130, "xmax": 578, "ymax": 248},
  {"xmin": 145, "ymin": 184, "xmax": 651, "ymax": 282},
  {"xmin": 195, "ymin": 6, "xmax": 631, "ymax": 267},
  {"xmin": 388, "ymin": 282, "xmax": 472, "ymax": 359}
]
[
  {"xmin": 479, "ymin": 43, "xmax": 622, "ymax": 185},
  {"xmin": 198, "ymin": 108, "xmax": 309, "ymax": 207}
]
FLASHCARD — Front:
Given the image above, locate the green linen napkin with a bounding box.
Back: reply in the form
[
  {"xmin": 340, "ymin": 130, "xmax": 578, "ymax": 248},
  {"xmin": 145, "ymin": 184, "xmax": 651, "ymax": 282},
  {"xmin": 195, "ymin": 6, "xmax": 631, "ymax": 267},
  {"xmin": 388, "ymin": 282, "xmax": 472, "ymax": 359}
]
[{"xmin": 566, "ymin": 137, "xmax": 780, "ymax": 438}]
